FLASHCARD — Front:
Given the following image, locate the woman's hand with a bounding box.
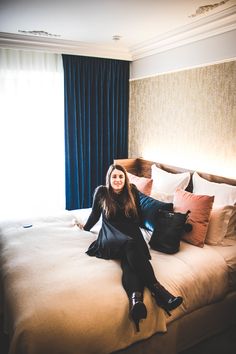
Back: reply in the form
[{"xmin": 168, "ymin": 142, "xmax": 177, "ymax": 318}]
[
  {"xmin": 77, "ymin": 223, "xmax": 84, "ymax": 230},
  {"xmin": 72, "ymin": 219, "xmax": 84, "ymax": 229}
]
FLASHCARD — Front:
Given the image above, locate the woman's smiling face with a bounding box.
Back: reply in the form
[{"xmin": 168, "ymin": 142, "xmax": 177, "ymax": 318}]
[{"xmin": 110, "ymin": 168, "xmax": 125, "ymax": 193}]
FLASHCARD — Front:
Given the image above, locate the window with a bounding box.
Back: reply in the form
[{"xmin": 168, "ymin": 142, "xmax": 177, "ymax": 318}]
[{"xmin": 0, "ymin": 48, "xmax": 65, "ymax": 219}]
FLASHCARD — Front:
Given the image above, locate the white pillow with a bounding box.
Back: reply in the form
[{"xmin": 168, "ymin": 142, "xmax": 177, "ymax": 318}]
[
  {"xmin": 150, "ymin": 191, "xmax": 174, "ymax": 203},
  {"xmin": 205, "ymin": 205, "xmax": 235, "ymax": 245},
  {"xmin": 192, "ymin": 172, "xmax": 236, "ymax": 206},
  {"xmin": 151, "ymin": 164, "xmax": 191, "ymax": 195}
]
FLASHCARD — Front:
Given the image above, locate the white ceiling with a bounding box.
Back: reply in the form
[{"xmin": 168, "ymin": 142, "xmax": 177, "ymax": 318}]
[{"xmin": 0, "ymin": 0, "xmax": 235, "ymax": 60}]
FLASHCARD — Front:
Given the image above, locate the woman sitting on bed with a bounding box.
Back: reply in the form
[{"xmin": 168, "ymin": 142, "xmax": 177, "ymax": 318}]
[{"xmin": 78, "ymin": 164, "xmax": 183, "ymax": 331}]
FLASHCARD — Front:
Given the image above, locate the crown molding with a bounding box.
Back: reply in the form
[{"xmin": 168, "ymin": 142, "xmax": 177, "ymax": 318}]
[
  {"xmin": 0, "ymin": 5, "xmax": 235, "ymax": 62},
  {"xmin": 0, "ymin": 32, "xmax": 132, "ymax": 61},
  {"xmin": 130, "ymin": 5, "xmax": 236, "ymax": 60}
]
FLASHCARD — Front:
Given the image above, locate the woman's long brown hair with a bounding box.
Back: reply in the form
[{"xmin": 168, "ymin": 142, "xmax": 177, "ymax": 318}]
[{"xmin": 102, "ymin": 164, "xmax": 138, "ymax": 218}]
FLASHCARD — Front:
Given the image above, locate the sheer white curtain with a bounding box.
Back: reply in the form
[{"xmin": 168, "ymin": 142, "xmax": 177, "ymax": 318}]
[{"xmin": 0, "ymin": 48, "xmax": 65, "ymax": 220}]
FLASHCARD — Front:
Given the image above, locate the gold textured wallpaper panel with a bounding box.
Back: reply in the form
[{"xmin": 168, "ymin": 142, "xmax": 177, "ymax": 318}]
[{"xmin": 129, "ymin": 61, "xmax": 236, "ymax": 178}]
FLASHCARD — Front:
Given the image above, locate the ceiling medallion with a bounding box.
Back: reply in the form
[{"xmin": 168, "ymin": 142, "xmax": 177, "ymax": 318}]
[
  {"xmin": 18, "ymin": 30, "xmax": 61, "ymax": 38},
  {"xmin": 189, "ymin": 0, "xmax": 230, "ymax": 17}
]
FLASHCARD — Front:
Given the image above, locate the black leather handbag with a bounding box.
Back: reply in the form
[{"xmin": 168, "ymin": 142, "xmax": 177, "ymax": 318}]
[{"xmin": 149, "ymin": 209, "xmax": 191, "ymax": 254}]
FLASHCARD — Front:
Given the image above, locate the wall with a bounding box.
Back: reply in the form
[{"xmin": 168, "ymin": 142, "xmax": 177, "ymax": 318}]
[{"xmin": 129, "ymin": 60, "xmax": 236, "ymax": 178}]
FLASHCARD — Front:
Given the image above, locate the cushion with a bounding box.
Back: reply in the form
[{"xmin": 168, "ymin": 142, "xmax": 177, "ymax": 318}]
[
  {"xmin": 127, "ymin": 172, "xmax": 153, "ymax": 195},
  {"xmin": 150, "ymin": 191, "xmax": 174, "ymax": 203},
  {"xmin": 193, "ymin": 172, "xmax": 236, "ymax": 206},
  {"xmin": 149, "ymin": 210, "xmax": 191, "ymax": 254},
  {"xmin": 225, "ymin": 207, "xmax": 236, "ymax": 239},
  {"xmin": 173, "ymin": 189, "xmax": 214, "ymax": 247},
  {"xmin": 205, "ymin": 205, "xmax": 236, "ymax": 245},
  {"xmin": 151, "ymin": 164, "xmax": 191, "ymax": 195},
  {"xmin": 138, "ymin": 191, "xmax": 173, "ymax": 231}
]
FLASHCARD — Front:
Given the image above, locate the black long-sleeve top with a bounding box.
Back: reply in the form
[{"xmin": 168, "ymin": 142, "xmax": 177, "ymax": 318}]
[{"xmin": 84, "ymin": 184, "xmax": 151, "ymax": 260}]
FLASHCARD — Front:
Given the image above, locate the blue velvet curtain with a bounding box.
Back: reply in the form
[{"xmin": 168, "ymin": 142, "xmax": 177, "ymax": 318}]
[{"xmin": 63, "ymin": 55, "xmax": 130, "ymax": 209}]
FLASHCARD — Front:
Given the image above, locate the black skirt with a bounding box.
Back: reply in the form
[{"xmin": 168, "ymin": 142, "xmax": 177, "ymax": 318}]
[{"xmin": 86, "ymin": 218, "xmax": 133, "ymax": 259}]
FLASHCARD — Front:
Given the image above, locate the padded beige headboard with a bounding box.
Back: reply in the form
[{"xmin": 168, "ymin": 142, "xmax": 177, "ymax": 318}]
[{"xmin": 114, "ymin": 158, "xmax": 236, "ymax": 187}]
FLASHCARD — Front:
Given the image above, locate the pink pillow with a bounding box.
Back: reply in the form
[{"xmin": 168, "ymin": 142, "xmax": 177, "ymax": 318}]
[
  {"xmin": 173, "ymin": 189, "xmax": 214, "ymax": 247},
  {"xmin": 127, "ymin": 172, "xmax": 153, "ymax": 196}
]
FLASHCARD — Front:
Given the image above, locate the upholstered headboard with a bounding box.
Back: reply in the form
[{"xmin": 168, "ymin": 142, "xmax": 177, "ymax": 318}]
[{"xmin": 114, "ymin": 158, "xmax": 236, "ymax": 187}]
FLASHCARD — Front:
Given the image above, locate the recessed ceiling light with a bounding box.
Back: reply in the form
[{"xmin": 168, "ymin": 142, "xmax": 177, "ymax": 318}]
[{"xmin": 112, "ymin": 35, "xmax": 121, "ymax": 41}]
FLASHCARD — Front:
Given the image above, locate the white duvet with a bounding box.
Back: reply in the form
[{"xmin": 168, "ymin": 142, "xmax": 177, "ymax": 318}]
[{"xmin": 0, "ymin": 209, "xmax": 233, "ymax": 354}]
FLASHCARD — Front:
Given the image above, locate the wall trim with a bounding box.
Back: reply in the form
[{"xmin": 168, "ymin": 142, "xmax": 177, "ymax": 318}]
[
  {"xmin": 129, "ymin": 57, "xmax": 236, "ymax": 81},
  {"xmin": 130, "ymin": 5, "xmax": 236, "ymax": 60},
  {"xmin": 0, "ymin": 32, "xmax": 132, "ymax": 61}
]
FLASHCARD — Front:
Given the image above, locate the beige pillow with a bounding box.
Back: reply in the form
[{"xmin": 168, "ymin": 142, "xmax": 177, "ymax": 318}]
[
  {"xmin": 205, "ymin": 206, "xmax": 235, "ymax": 245},
  {"xmin": 225, "ymin": 207, "xmax": 236, "ymax": 239}
]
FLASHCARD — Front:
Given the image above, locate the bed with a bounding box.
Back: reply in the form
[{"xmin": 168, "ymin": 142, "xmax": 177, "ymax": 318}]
[{"xmin": 0, "ymin": 157, "xmax": 236, "ymax": 354}]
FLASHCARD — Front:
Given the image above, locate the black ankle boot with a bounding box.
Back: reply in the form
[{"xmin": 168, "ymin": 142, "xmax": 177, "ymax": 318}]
[
  {"xmin": 129, "ymin": 292, "xmax": 147, "ymax": 332},
  {"xmin": 150, "ymin": 282, "xmax": 183, "ymax": 316}
]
